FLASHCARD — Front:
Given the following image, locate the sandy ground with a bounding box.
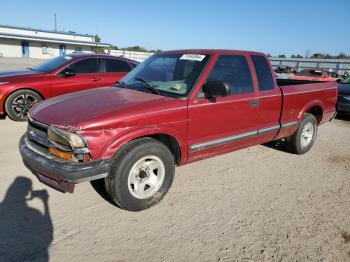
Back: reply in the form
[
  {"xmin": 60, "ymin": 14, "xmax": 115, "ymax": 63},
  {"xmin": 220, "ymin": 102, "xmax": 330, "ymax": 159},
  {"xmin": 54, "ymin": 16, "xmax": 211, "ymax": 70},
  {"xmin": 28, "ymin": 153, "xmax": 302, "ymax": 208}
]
[{"xmin": 0, "ymin": 59, "xmax": 350, "ymax": 262}]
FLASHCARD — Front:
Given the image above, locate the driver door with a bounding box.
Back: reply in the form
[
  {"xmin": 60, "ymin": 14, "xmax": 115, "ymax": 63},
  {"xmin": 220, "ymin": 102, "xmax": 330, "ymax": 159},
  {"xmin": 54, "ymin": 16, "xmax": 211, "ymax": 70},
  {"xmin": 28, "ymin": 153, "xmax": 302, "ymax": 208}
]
[
  {"xmin": 187, "ymin": 54, "xmax": 259, "ymax": 162},
  {"xmin": 50, "ymin": 58, "xmax": 100, "ymax": 97}
]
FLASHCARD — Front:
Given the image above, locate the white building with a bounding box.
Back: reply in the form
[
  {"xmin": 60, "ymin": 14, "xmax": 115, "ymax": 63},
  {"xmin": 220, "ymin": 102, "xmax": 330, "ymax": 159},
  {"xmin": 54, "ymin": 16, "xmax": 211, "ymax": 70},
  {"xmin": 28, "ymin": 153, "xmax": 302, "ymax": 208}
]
[{"xmin": 0, "ymin": 25, "xmax": 110, "ymax": 59}]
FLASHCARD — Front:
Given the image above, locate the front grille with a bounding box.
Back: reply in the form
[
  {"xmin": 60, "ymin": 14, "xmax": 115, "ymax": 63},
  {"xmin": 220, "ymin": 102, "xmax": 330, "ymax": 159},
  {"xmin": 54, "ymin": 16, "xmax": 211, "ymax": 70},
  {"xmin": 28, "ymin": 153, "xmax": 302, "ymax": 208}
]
[{"xmin": 27, "ymin": 116, "xmax": 51, "ymax": 154}]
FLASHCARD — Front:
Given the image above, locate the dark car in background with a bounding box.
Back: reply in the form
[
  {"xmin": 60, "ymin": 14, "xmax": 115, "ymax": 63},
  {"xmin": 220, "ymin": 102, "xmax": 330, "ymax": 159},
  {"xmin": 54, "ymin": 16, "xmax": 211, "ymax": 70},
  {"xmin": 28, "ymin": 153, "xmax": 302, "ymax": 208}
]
[
  {"xmin": 0, "ymin": 53, "xmax": 139, "ymax": 121},
  {"xmin": 337, "ymin": 76, "xmax": 350, "ymax": 113}
]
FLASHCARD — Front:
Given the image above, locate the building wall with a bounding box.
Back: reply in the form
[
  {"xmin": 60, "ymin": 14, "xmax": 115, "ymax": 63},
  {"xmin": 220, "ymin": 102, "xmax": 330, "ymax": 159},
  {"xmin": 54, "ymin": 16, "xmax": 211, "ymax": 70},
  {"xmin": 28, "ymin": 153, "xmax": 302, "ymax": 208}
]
[
  {"xmin": 270, "ymin": 58, "xmax": 350, "ymax": 76},
  {"xmin": 0, "ymin": 26, "xmax": 94, "ymax": 42},
  {"xmin": 0, "ymin": 38, "xmax": 94, "ymax": 59},
  {"xmin": 28, "ymin": 42, "xmax": 93, "ymax": 59},
  {"xmin": 0, "ymin": 38, "xmax": 22, "ymax": 57}
]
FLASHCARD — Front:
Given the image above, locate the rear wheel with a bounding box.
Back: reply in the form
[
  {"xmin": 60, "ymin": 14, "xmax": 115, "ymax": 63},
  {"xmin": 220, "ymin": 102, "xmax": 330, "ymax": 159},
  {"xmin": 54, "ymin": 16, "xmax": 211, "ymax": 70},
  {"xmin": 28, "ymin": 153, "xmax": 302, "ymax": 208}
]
[
  {"xmin": 286, "ymin": 113, "xmax": 318, "ymax": 154},
  {"xmin": 5, "ymin": 90, "xmax": 42, "ymax": 121},
  {"xmin": 104, "ymin": 137, "xmax": 175, "ymax": 211}
]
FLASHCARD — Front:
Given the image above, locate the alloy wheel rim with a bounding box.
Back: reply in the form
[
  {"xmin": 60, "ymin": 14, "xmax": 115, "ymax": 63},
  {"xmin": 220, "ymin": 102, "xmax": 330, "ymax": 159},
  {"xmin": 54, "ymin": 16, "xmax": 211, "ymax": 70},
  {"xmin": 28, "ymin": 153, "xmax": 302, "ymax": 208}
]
[
  {"xmin": 300, "ymin": 122, "xmax": 314, "ymax": 149},
  {"xmin": 11, "ymin": 94, "xmax": 38, "ymax": 119},
  {"xmin": 127, "ymin": 155, "xmax": 165, "ymax": 199}
]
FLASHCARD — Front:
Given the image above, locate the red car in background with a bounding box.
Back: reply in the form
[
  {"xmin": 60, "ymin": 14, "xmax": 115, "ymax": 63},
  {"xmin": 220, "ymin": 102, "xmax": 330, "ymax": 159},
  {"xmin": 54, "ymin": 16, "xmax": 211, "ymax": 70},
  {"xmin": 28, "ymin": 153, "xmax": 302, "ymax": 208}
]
[
  {"xmin": 0, "ymin": 53, "xmax": 139, "ymax": 121},
  {"xmin": 289, "ymin": 68, "xmax": 336, "ymax": 82}
]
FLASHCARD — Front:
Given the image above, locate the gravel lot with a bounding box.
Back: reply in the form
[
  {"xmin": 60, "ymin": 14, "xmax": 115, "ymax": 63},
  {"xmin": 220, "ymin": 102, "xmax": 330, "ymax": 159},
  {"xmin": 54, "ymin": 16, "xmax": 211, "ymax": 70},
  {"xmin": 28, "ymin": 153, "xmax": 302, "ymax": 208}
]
[{"xmin": 0, "ymin": 59, "xmax": 350, "ymax": 262}]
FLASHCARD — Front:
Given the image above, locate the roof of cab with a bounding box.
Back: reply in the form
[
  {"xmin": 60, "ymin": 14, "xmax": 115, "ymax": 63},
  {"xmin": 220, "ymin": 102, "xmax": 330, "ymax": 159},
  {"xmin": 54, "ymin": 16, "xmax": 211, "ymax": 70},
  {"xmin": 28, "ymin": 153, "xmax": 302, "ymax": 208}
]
[{"xmin": 160, "ymin": 49, "xmax": 266, "ymax": 56}]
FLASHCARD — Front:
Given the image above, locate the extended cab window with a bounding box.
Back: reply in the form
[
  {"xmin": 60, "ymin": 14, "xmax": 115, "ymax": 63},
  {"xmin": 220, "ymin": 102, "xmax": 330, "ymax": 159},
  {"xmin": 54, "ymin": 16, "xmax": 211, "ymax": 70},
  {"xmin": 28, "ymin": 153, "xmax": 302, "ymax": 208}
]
[
  {"xmin": 251, "ymin": 55, "xmax": 274, "ymax": 91},
  {"xmin": 100, "ymin": 58, "xmax": 131, "ymax": 73},
  {"xmin": 68, "ymin": 58, "xmax": 98, "ymax": 74},
  {"xmin": 207, "ymin": 55, "xmax": 253, "ymax": 94}
]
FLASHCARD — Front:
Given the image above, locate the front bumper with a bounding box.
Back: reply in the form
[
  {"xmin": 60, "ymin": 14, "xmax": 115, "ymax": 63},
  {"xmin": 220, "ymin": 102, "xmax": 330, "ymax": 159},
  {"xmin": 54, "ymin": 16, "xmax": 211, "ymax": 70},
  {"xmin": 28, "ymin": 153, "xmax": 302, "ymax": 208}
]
[
  {"xmin": 19, "ymin": 135, "xmax": 110, "ymax": 193},
  {"xmin": 337, "ymin": 103, "xmax": 350, "ymax": 113},
  {"xmin": 337, "ymin": 96, "xmax": 350, "ymax": 113}
]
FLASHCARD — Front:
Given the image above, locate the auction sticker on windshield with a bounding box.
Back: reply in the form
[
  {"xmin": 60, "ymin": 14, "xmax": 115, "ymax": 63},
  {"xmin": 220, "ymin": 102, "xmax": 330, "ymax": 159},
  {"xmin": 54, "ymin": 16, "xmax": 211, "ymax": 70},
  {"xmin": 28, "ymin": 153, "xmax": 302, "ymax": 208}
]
[
  {"xmin": 64, "ymin": 56, "xmax": 73, "ymax": 60},
  {"xmin": 179, "ymin": 54, "xmax": 206, "ymax": 61}
]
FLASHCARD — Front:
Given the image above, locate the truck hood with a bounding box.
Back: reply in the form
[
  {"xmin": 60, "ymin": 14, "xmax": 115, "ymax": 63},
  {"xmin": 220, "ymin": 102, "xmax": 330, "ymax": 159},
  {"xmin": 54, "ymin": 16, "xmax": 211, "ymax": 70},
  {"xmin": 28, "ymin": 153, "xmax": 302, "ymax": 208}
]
[
  {"xmin": 338, "ymin": 83, "xmax": 350, "ymax": 95},
  {"xmin": 30, "ymin": 87, "xmax": 173, "ymax": 129}
]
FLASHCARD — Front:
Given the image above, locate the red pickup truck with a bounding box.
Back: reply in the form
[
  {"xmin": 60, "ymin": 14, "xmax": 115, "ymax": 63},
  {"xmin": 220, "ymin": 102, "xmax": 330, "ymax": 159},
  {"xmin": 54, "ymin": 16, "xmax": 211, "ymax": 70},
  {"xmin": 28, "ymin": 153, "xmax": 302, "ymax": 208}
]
[{"xmin": 19, "ymin": 49, "xmax": 337, "ymax": 211}]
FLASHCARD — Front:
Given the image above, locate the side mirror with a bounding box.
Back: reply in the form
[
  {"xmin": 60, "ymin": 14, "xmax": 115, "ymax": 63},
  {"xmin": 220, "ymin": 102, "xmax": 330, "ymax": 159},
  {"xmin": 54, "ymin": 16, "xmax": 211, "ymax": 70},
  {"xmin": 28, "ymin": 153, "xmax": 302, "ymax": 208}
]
[
  {"xmin": 202, "ymin": 81, "xmax": 230, "ymax": 98},
  {"xmin": 336, "ymin": 79, "xmax": 342, "ymax": 83},
  {"xmin": 61, "ymin": 69, "xmax": 76, "ymax": 78}
]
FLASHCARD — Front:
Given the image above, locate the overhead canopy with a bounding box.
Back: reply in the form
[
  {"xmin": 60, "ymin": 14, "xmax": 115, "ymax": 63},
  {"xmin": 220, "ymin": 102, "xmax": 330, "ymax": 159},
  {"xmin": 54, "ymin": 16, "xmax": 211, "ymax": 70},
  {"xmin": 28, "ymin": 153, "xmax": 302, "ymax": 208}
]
[{"xmin": 0, "ymin": 32, "xmax": 110, "ymax": 47}]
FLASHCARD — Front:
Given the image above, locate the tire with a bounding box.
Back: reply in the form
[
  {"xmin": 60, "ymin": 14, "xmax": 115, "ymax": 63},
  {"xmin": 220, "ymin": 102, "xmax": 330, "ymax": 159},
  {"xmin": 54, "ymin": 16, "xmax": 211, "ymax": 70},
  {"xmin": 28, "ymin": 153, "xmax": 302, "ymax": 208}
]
[
  {"xmin": 104, "ymin": 137, "xmax": 175, "ymax": 211},
  {"xmin": 286, "ymin": 113, "xmax": 318, "ymax": 154},
  {"xmin": 5, "ymin": 89, "xmax": 42, "ymax": 121}
]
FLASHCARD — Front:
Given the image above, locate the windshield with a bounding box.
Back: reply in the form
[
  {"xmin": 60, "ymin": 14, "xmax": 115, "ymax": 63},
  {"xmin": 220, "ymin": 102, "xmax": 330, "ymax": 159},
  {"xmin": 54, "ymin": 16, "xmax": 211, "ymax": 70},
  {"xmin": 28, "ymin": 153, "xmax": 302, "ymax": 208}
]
[
  {"xmin": 119, "ymin": 53, "xmax": 209, "ymax": 98},
  {"xmin": 33, "ymin": 55, "xmax": 73, "ymax": 73}
]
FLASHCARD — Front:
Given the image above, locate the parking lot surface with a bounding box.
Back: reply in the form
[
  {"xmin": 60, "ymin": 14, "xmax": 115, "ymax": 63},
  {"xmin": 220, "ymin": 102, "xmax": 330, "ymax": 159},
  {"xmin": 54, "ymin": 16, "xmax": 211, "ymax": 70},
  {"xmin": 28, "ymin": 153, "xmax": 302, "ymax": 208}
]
[{"xmin": 0, "ymin": 60, "xmax": 350, "ymax": 261}]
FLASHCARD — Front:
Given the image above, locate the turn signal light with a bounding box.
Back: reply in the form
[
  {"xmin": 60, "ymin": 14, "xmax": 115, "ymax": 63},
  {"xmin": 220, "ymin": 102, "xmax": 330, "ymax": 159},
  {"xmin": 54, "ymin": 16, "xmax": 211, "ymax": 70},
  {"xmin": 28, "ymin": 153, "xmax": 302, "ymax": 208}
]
[{"xmin": 49, "ymin": 147, "xmax": 73, "ymax": 161}]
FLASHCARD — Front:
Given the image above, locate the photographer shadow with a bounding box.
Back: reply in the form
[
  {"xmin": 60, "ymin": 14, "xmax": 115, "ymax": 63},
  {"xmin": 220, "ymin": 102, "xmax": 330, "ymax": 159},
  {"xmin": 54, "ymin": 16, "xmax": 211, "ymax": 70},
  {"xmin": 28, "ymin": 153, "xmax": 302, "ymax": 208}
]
[{"xmin": 0, "ymin": 176, "xmax": 53, "ymax": 262}]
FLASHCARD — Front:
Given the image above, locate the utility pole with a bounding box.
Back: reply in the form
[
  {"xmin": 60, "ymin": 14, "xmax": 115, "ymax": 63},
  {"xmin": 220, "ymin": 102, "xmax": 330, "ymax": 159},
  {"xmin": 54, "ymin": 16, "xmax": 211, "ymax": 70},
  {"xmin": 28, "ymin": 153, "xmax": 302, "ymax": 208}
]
[{"xmin": 54, "ymin": 13, "xmax": 57, "ymax": 31}]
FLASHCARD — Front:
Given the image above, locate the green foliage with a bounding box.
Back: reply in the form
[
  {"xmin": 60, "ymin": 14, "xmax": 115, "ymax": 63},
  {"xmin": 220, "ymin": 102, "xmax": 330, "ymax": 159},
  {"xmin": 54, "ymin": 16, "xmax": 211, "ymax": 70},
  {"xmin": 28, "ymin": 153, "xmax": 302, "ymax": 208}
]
[
  {"xmin": 113, "ymin": 45, "xmax": 162, "ymax": 53},
  {"xmin": 291, "ymin": 54, "xmax": 303, "ymax": 58},
  {"xmin": 277, "ymin": 54, "xmax": 286, "ymax": 58},
  {"xmin": 310, "ymin": 53, "xmax": 350, "ymax": 59},
  {"xmin": 94, "ymin": 34, "xmax": 101, "ymax": 43}
]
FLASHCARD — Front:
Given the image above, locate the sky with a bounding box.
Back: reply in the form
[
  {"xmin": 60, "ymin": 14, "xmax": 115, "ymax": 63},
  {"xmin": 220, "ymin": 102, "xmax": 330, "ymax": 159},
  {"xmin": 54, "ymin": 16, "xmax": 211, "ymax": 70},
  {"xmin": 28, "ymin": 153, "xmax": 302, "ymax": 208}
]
[{"xmin": 0, "ymin": 0, "xmax": 349, "ymax": 56}]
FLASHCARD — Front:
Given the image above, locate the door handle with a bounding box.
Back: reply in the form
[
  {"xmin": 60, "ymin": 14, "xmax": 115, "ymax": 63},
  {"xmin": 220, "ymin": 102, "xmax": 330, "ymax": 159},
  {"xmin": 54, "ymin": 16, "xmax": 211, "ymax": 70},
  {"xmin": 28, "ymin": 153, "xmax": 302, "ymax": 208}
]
[
  {"xmin": 90, "ymin": 78, "xmax": 101, "ymax": 82},
  {"xmin": 249, "ymin": 99, "xmax": 259, "ymax": 107}
]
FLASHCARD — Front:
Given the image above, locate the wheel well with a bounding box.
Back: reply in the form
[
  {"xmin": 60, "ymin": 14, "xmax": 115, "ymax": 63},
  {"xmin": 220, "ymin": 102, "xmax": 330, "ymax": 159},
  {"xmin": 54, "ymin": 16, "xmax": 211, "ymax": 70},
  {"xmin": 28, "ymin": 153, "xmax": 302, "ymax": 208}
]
[
  {"xmin": 145, "ymin": 134, "xmax": 181, "ymax": 165},
  {"xmin": 306, "ymin": 106, "xmax": 323, "ymax": 124},
  {"xmin": 3, "ymin": 88, "xmax": 44, "ymax": 114}
]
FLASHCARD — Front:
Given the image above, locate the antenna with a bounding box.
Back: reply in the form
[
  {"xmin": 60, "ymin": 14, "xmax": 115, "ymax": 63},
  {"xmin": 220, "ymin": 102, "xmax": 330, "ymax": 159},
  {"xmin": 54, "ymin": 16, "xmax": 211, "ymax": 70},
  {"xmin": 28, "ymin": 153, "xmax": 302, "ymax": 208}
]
[{"xmin": 54, "ymin": 13, "xmax": 57, "ymax": 31}]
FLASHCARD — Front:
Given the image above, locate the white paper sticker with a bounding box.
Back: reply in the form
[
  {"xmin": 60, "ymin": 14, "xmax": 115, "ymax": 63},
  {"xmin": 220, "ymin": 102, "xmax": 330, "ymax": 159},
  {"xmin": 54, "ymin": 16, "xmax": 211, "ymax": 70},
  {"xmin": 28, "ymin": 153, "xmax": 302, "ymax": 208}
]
[
  {"xmin": 179, "ymin": 54, "xmax": 206, "ymax": 61},
  {"xmin": 64, "ymin": 56, "xmax": 73, "ymax": 60}
]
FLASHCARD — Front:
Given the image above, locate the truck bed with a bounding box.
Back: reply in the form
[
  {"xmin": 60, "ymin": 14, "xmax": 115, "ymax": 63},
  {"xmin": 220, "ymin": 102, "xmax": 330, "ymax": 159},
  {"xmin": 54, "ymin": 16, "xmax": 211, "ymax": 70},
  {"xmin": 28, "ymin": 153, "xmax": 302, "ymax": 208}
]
[{"xmin": 278, "ymin": 80, "xmax": 337, "ymax": 130}]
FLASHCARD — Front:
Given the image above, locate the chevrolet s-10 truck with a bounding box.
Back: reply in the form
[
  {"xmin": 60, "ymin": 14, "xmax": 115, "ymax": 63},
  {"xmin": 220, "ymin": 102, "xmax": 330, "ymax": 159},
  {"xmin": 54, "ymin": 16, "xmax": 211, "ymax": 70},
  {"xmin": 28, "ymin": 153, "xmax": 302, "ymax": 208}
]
[{"xmin": 19, "ymin": 49, "xmax": 338, "ymax": 211}]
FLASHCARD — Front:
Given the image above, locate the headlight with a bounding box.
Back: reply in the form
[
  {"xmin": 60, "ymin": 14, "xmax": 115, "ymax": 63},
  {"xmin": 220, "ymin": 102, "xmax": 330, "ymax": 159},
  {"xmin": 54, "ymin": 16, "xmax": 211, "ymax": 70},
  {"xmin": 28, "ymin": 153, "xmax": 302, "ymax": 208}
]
[
  {"xmin": 47, "ymin": 126, "xmax": 86, "ymax": 149},
  {"xmin": 0, "ymin": 82, "xmax": 9, "ymax": 86},
  {"xmin": 343, "ymin": 96, "xmax": 350, "ymax": 101}
]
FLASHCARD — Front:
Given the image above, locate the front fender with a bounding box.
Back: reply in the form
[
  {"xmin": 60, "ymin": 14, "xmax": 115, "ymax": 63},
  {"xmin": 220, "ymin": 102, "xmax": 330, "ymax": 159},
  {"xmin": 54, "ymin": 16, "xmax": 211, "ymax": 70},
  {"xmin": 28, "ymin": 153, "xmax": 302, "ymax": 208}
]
[{"xmin": 99, "ymin": 125, "xmax": 188, "ymax": 164}]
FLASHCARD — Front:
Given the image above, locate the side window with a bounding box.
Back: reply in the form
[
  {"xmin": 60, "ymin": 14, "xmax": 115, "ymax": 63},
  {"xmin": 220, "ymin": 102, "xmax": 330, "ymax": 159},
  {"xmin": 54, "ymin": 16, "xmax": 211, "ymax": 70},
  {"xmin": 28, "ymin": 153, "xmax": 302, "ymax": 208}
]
[
  {"xmin": 106, "ymin": 59, "xmax": 131, "ymax": 72},
  {"xmin": 207, "ymin": 55, "xmax": 253, "ymax": 94},
  {"xmin": 69, "ymin": 58, "xmax": 98, "ymax": 74},
  {"xmin": 251, "ymin": 55, "xmax": 274, "ymax": 91}
]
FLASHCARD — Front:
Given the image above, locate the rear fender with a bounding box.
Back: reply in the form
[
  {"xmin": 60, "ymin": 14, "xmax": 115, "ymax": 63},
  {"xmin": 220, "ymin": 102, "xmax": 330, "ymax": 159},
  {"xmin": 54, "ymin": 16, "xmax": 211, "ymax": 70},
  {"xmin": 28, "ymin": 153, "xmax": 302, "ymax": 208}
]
[{"xmin": 298, "ymin": 100, "xmax": 324, "ymax": 123}]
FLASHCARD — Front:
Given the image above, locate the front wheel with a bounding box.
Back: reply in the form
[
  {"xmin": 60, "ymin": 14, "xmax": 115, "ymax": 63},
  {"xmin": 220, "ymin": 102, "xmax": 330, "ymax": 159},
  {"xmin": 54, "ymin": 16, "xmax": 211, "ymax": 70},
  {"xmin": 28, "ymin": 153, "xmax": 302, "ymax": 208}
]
[
  {"xmin": 5, "ymin": 90, "xmax": 42, "ymax": 121},
  {"xmin": 286, "ymin": 113, "xmax": 318, "ymax": 154},
  {"xmin": 104, "ymin": 137, "xmax": 175, "ymax": 211}
]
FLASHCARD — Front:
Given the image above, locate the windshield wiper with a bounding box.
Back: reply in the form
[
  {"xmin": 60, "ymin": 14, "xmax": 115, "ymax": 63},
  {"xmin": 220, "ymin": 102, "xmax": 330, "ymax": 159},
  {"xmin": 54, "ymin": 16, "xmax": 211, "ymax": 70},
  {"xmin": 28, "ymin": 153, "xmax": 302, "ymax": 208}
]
[
  {"xmin": 26, "ymin": 67, "xmax": 36, "ymax": 71},
  {"xmin": 134, "ymin": 77, "xmax": 160, "ymax": 95},
  {"xmin": 114, "ymin": 80, "xmax": 126, "ymax": 87}
]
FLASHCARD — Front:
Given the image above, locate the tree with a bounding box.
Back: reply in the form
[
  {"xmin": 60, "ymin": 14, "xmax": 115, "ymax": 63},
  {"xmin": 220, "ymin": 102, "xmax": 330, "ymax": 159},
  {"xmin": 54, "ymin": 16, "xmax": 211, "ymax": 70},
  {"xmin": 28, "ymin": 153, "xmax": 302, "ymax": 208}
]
[
  {"xmin": 311, "ymin": 53, "xmax": 324, "ymax": 58},
  {"xmin": 266, "ymin": 53, "xmax": 272, "ymax": 58},
  {"xmin": 336, "ymin": 52, "xmax": 348, "ymax": 59},
  {"xmin": 94, "ymin": 34, "xmax": 101, "ymax": 43},
  {"xmin": 291, "ymin": 54, "xmax": 303, "ymax": 58},
  {"xmin": 110, "ymin": 44, "xmax": 119, "ymax": 50},
  {"xmin": 277, "ymin": 54, "xmax": 286, "ymax": 58}
]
